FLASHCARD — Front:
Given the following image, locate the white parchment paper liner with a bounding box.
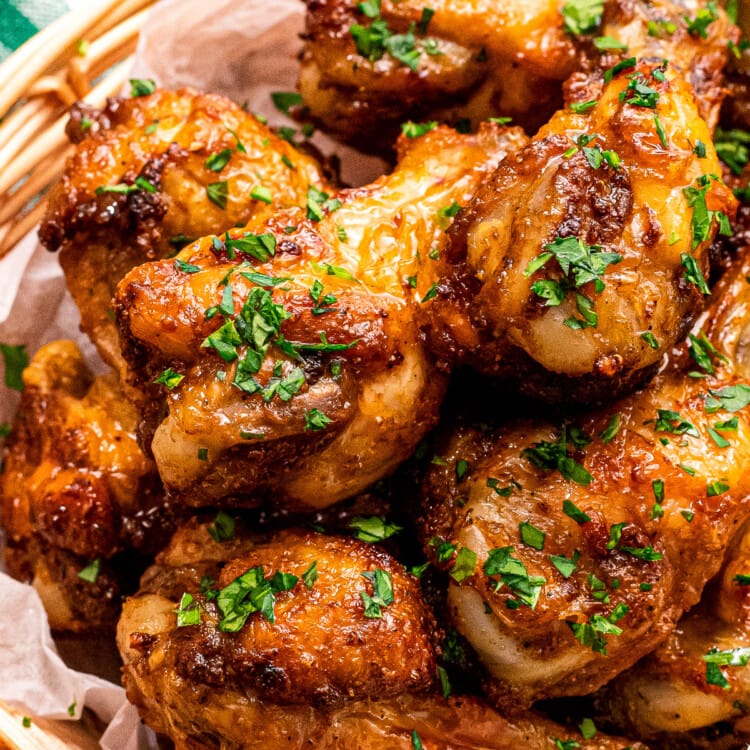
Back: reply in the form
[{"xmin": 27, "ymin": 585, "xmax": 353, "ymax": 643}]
[{"xmin": 0, "ymin": 0, "xmax": 384, "ymax": 746}]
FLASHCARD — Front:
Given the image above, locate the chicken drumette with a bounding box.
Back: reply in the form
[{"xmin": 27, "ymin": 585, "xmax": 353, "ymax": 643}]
[
  {"xmin": 426, "ymin": 59, "xmax": 734, "ymax": 402},
  {"xmin": 39, "ymin": 88, "xmax": 332, "ymax": 378},
  {"xmin": 421, "ymin": 248, "xmax": 750, "ymax": 708},
  {"xmin": 300, "ymin": 0, "xmax": 736, "ymax": 151},
  {"xmin": 597, "ymin": 514, "xmax": 750, "ymax": 748},
  {"xmin": 0, "ymin": 341, "xmax": 172, "ymax": 631},
  {"xmin": 117, "ymin": 519, "xmax": 644, "ymax": 749}
]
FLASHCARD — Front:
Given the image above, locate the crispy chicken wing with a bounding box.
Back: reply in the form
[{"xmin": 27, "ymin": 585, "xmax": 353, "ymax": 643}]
[
  {"xmin": 426, "ymin": 60, "xmax": 735, "ymax": 402},
  {"xmin": 420, "ymin": 249, "xmax": 750, "ymax": 708},
  {"xmin": 0, "ymin": 341, "xmax": 172, "ymax": 632},
  {"xmin": 38, "ymin": 88, "xmax": 332, "ymax": 377},
  {"xmin": 300, "ymin": 0, "xmax": 736, "ymax": 151},
  {"xmin": 117, "ymin": 520, "xmax": 643, "ymax": 749},
  {"xmin": 114, "ymin": 124, "xmax": 526, "ymax": 510},
  {"xmin": 597, "ymin": 515, "xmax": 750, "ymax": 747}
]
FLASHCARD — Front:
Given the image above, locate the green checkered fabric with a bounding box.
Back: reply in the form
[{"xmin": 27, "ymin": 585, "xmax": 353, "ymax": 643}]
[{"xmin": 0, "ymin": 0, "xmax": 70, "ymax": 62}]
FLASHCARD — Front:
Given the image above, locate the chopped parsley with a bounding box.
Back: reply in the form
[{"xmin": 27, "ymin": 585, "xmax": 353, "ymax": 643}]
[
  {"xmin": 484, "ymin": 547, "xmax": 546, "ymax": 609},
  {"xmin": 521, "ymin": 425, "xmax": 593, "ymax": 486},
  {"xmin": 205, "ymin": 148, "xmax": 232, "ymax": 172},
  {"xmin": 450, "ymin": 547, "xmax": 478, "ymax": 583},
  {"xmin": 561, "ymin": 0, "xmax": 604, "ymax": 36},
  {"xmin": 0, "ymin": 343, "xmax": 28, "ymax": 391},
  {"xmin": 681, "ymin": 253, "xmax": 710, "ymax": 294},
  {"xmin": 685, "ymin": 2, "xmax": 719, "ymax": 38},
  {"xmin": 175, "ymin": 592, "xmax": 201, "ymax": 627},
  {"xmin": 304, "ymin": 408, "xmax": 333, "ymax": 431},
  {"xmin": 349, "ymin": 516, "xmax": 403, "ymax": 543},
  {"xmin": 599, "ymin": 413, "xmax": 621, "ymax": 443},
  {"xmin": 519, "ymin": 522, "xmax": 545, "ymax": 550},
  {"xmin": 714, "ymin": 128, "xmax": 750, "ymax": 175},
  {"xmin": 550, "ymin": 551, "xmax": 580, "ymax": 579},
  {"xmin": 208, "ymin": 510, "xmax": 235, "ymax": 542},
  {"xmin": 306, "ymin": 186, "xmax": 342, "ymax": 221},
  {"xmin": 153, "ymin": 368, "xmax": 184, "ymax": 389},
  {"xmin": 271, "ymin": 91, "xmax": 303, "ymax": 116},
  {"xmin": 77, "ymin": 558, "xmax": 101, "ymax": 583},
  {"xmin": 217, "ymin": 564, "xmax": 300, "ymax": 630},
  {"xmin": 174, "ymin": 258, "xmax": 201, "ymax": 273},
  {"xmin": 563, "ymin": 499, "xmax": 591, "ymax": 524},
  {"xmin": 401, "ymin": 120, "xmax": 438, "ymax": 138},
  {"xmin": 206, "ymin": 180, "xmax": 228, "ymax": 209},
  {"xmin": 567, "ymin": 603, "xmax": 628, "ymax": 654},
  {"xmin": 705, "ymin": 385, "xmax": 750, "ymax": 413},
  {"xmin": 360, "ymin": 568, "xmax": 394, "ymax": 618},
  {"xmin": 129, "ymin": 78, "xmax": 156, "ymax": 97}
]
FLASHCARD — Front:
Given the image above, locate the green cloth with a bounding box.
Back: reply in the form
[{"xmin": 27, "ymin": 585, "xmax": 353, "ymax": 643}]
[{"xmin": 0, "ymin": 0, "xmax": 70, "ymax": 62}]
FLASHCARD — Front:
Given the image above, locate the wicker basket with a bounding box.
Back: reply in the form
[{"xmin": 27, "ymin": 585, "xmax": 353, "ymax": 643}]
[{"xmin": 0, "ymin": 0, "xmax": 158, "ymax": 259}]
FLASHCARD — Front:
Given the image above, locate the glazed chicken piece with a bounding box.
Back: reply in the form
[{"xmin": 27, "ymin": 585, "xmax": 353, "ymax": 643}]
[
  {"xmin": 117, "ymin": 519, "xmax": 644, "ymax": 749},
  {"xmin": 597, "ymin": 515, "xmax": 750, "ymax": 748},
  {"xmin": 114, "ymin": 124, "xmax": 527, "ymax": 510},
  {"xmin": 0, "ymin": 340, "xmax": 173, "ymax": 632},
  {"xmin": 38, "ymin": 88, "xmax": 332, "ymax": 378},
  {"xmin": 426, "ymin": 59, "xmax": 735, "ymax": 403},
  {"xmin": 300, "ymin": 0, "xmax": 736, "ymax": 151},
  {"xmin": 421, "ymin": 248, "xmax": 750, "ymax": 708}
]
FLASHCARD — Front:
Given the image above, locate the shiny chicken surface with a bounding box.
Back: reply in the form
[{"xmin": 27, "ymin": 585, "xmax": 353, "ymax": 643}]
[
  {"xmin": 427, "ymin": 60, "xmax": 735, "ymax": 402},
  {"xmin": 421, "ymin": 249, "xmax": 750, "ymax": 708},
  {"xmin": 117, "ymin": 520, "xmax": 643, "ymax": 749},
  {"xmin": 598, "ymin": 514, "xmax": 750, "ymax": 746},
  {"xmin": 114, "ymin": 124, "xmax": 526, "ymax": 509},
  {"xmin": 39, "ymin": 88, "xmax": 332, "ymax": 378},
  {"xmin": 0, "ymin": 341, "xmax": 171, "ymax": 631},
  {"xmin": 300, "ymin": 0, "xmax": 736, "ymax": 150}
]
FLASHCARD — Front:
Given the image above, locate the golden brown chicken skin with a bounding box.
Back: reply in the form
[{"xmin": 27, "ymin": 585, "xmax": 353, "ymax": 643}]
[
  {"xmin": 426, "ymin": 60, "xmax": 735, "ymax": 403},
  {"xmin": 597, "ymin": 514, "xmax": 750, "ymax": 748},
  {"xmin": 300, "ymin": 0, "xmax": 736, "ymax": 151},
  {"xmin": 0, "ymin": 341, "xmax": 173, "ymax": 631},
  {"xmin": 117, "ymin": 520, "xmax": 644, "ymax": 750},
  {"xmin": 114, "ymin": 124, "xmax": 526, "ymax": 510},
  {"xmin": 38, "ymin": 88, "xmax": 332, "ymax": 378},
  {"xmin": 420, "ymin": 248, "xmax": 750, "ymax": 709}
]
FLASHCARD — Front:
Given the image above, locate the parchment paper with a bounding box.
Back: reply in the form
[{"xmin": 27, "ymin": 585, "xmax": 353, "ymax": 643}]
[{"xmin": 0, "ymin": 0, "xmax": 384, "ymax": 746}]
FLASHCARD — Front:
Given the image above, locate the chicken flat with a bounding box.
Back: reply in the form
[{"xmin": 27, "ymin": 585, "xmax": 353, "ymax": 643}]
[
  {"xmin": 0, "ymin": 341, "xmax": 172, "ymax": 631},
  {"xmin": 117, "ymin": 519, "xmax": 643, "ymax": 749},
  {"xmin": 421, "ymin": 248, "xmax": 750, "ymax": 707},
  {"xmin": 114, "ymin": 124, "xmax": 526, "ymax": 509},
  {"xmin": 38, "ymin": 88, "xmax": 332, "ymax": 378}
]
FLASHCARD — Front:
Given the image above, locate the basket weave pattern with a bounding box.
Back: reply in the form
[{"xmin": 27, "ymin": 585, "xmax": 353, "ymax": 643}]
[{"xmin": 0, "ymin": 0, "xmax": 157, "ymax": 258}]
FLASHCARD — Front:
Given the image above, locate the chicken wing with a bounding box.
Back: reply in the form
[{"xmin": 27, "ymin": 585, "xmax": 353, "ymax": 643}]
[
  {"xmin": 420, "ymin": 247, "xmax": 750, "ymax": 708},
  {"xmin": 117, "ymin": 519, "xmax": 643, "ymax": 749},
  {"xmin": 300, "ymin": 0, "xmax": 736, "ymax": 151},
  {"xmin": 426, "ymin": 59, "xmax": 735, "ymax": 402},
  {"xmin": 114, "ymin": 124, "xmax": 526, "ymax": 510},
  {"xmin": 596, "ymin": 515, "xmax": 750, "ymax": 747},
  {"xmin": 39, "ymin": 88, "xmax": 332, "ymax": 378},
  {"xmin": 0, "ymin": 341, "xmax": 172, "ymax": 632}
]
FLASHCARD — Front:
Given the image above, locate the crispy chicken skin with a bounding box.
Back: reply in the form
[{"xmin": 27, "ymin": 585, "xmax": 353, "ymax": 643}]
[
  {"xmin": 114, "ymin": 125, "xmax": 526, "ymax": 510},
  {"xmin": 38, "ymin": 89, "xmax": 332, "ymax": 377},
  {"xmin": 0, "ymin": 341, "xmax": 172, "ymax": 631},
  {"xmin": 426, "ymin": 60, "xmax": 735, "ymax": 402},
  {"xmin": 597, "ymin": 515, "xmax": 750, "ymax": 746},
  {"xmin": 117, "ymin": 520, "xmax": 643, "ymax": 750},
  {"xmin": 420, "ymin": 249, "xmax": 750, "ymax": 708},
  {"xmin": 300, "ymin": 0, "xmax": 736, "ymax": 150}
]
